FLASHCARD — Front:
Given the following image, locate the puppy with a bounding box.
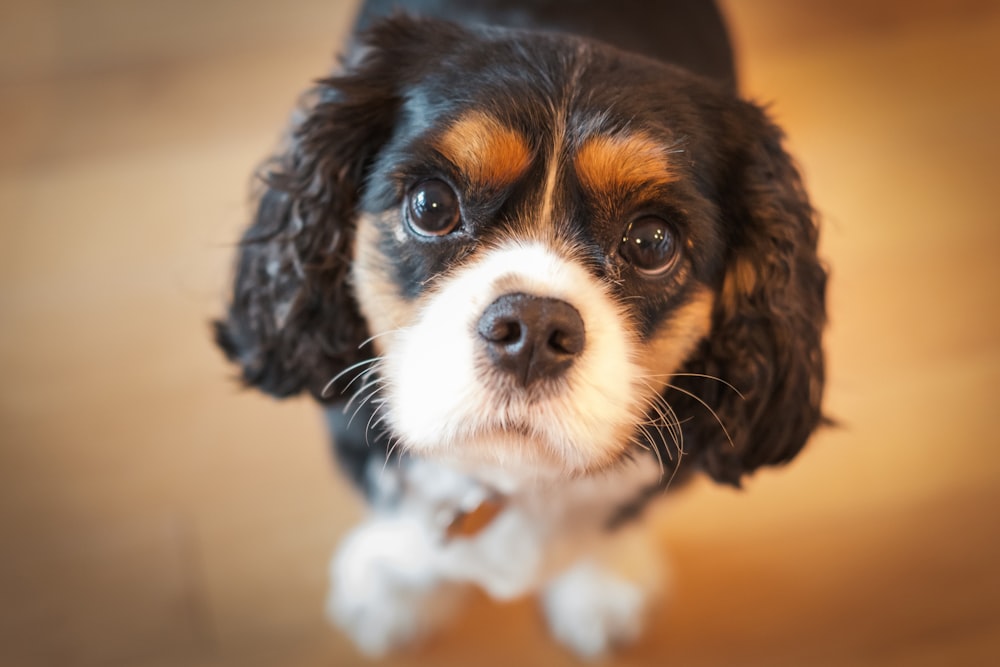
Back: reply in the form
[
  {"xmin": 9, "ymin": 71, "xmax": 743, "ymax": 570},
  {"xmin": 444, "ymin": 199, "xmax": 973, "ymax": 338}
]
[{"xmin": 215, "ymin": 0, "xmax": 827, "ymax": 658}]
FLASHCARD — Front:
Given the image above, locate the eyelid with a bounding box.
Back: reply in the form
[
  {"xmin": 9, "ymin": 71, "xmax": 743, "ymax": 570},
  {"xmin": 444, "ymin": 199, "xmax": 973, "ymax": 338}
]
[{"xmin": 393, "ymin": 152, "xmax": 464, "ymax": 192}]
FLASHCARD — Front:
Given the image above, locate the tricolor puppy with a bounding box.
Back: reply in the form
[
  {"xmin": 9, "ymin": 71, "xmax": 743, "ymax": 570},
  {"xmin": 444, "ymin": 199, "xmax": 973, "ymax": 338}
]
[{"xmin": 215, "ymin": 0, "xmax": 827, "ymax": 658}]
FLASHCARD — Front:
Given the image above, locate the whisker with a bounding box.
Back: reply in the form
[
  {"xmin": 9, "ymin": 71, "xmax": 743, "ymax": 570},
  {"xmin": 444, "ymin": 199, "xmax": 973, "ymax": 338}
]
[
  {"xmin": 640, "ymin": 401, "xmax": 678, "ymax": 462},
  {"xmin": 646, "ymin": 408, "xmax": 686, "ymax": 491},
  {"xmin": 660, "ymin": 448, "xmax": 685, "ymax": 493},
  {"xmin": 635, "ymin": 379, "xmax": 698, "ymax": 488},
  {"xmin": 669, "ymin": 372, "xmax": 745, "ymax": 400},
  {"xmin": 660, "ymin": 398, "xmax": 687, "ymax": 455},
  {"xmin": 342, "ymin": 372, "xmax": 385, "ymax": 415},
  {"xmin": 635, "ymin": 402, "xmax": 678, "ymax": 476},
  {"xmin": 346, "ymin": 383, "xmax": 385, "ymax": 428},
  {"xmin": 641, "ymin": 372, "xmax": 745, "ymax": 400},
  {"xmin": 369, "ymin": 410, "xmax": 391, "ymax": 435},
  {"xmin": 630, "ymin": 427, "xmax": 665, "ymax": 479},
  {"xmin": 357, "ymin": 328, "xmax": 405, "ymax": 350},
  {"xmin": 640, "ymin": 428, "xmax": 673, "ymax": 479},
  {"xmin": 380, "ymin": 437, "xmax": 404, "ymax": 481},
  {"xmin": 365, "ymin": 399, "xmax": 387, "ymax": 445},
  {"xmin": 341, "ymin": 365, "xmax": 381, "ymax": 395},
  {"xmin": 637, "ymin": 379, "xmax": 683, "ymax": 457},
  {"xmin": 650, "ymin": 391, "xmax": 683, "ymax": 448},
  {"xmin": 665, "ymin": 382, "xmax": 737, "ymax": 449},
  {"xmin": 322, "ymin": 357, "xmax": 381, "ymax": 397}
]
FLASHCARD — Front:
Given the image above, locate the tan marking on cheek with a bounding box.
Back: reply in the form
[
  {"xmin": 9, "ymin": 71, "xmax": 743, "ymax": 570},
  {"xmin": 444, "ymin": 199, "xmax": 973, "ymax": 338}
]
[
  {"xmin": 642, "ymin": 286, "xmax": 715, "ymax": 386},
  {"xmin": 351, "ymin": 213, "xmax": 418, "ymax": 354},
  {"xmin": 721, "ymin": 255, "xmax": 758, "ymax": 314},
  {"xmin": 437, "ymin": 111, "xmax": 532, "ymax": 188},
  {"xmin": 574, "ymin": 133, "xmax": 675, "ymax": 197}
]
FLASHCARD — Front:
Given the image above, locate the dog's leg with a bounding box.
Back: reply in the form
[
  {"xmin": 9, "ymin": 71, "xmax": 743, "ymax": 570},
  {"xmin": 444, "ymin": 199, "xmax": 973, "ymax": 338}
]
[
  {"xmin": 326, "ymin": 513, "xmax": 467, "ymax": 656},
  {"xmin": 539, "ymin": 524, "xmax": 667, "ymax": 659}
]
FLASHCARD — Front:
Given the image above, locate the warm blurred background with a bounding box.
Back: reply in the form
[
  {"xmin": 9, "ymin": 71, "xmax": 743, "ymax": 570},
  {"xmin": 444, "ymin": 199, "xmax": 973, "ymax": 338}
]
[{"xmin": 1, "ymin": 1, "xmax": 998, "ymax": 665}]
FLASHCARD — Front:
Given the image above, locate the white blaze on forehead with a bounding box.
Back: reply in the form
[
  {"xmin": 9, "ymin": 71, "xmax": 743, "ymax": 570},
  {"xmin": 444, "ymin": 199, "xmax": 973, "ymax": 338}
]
[
  {"xmin": 381, "ymin": 240, "xmax": 644, "ymax": 477},
  {"xmin": 537, "ymin": 112, "xmax": 565, "ymax": 231}
]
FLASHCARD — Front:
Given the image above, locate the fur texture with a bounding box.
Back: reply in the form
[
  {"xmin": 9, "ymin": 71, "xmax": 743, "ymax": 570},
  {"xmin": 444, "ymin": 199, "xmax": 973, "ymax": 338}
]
[{"xmin": 215, "ymin": 0, "xmax": 827, "ymax": 656}]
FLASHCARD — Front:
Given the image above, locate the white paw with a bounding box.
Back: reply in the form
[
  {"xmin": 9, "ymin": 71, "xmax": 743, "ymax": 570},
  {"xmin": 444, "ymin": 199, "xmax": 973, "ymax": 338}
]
[
  {"xmin": 327, "ymin": 574, "xmax": 430, "ymax": 656},
  {"xmin": 541, "ymin": 560, "xmax": 653, "ymax": 659},
  {"xmin": 326, "ymin": 515, "xmax": 462, "ymax": 656}
]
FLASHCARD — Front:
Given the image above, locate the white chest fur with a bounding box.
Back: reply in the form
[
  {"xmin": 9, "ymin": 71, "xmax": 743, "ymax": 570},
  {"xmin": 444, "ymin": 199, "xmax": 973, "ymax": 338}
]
[{"xmin": 360, "ymin": 453, "xmax": 663, "ymax": 598}]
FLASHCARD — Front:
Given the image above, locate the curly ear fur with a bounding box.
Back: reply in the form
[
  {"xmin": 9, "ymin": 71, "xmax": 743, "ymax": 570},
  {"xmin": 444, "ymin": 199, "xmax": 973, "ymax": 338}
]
[
  {"xmin": 214, "ymin": 16, "xmax": 444, "ymax": 400},
  {"xmin": 674, "ymin": 102, "xmax": 828, "ymax": 486}
]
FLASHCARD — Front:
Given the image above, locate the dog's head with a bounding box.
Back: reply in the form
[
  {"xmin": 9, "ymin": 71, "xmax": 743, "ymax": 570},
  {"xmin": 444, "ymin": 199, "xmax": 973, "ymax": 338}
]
[{"xmin": 216, "ymin": 16, "xmax": 827, "ymax": 485}]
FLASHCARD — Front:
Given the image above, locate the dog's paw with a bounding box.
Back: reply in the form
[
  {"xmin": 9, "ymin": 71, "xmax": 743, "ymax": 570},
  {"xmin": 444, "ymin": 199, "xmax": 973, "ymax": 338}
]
[
  {"xmin": 327, "ymin": 578, "xmax": 427, "ymax": 656},
  {"xmin": 540, "ymin": 560, "xmax": 652, "ymax": 659},
  {"xmin": 325, "ymin": 515, "xmax": 463, "ymax": 656}
]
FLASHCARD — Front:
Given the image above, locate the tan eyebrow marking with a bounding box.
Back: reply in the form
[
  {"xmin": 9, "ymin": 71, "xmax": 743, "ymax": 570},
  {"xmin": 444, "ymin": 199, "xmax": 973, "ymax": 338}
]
[
  {"xmin": 574, "ymin": 133, "xmax": 676, "ymax": 196},
  {"xmin": 436, "ymin": 111, "xmax": 532, "ymax": 187}
]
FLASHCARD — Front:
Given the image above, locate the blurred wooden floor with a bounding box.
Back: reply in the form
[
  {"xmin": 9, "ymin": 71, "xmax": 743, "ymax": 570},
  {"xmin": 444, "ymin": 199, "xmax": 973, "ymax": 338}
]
[{"xmin": 2, "ymin": 1, "xmax": 999, "ymax": 665}]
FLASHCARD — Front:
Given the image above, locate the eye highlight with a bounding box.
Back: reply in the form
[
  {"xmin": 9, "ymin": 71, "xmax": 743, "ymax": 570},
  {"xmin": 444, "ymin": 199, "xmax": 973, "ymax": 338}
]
[
  {"xmin": 406, "ymin": 179, "xmax": 461, "ymax": 237},
  {"xmin": 619, "ymin": 216, "xmax": 680, "ymax": 276}
]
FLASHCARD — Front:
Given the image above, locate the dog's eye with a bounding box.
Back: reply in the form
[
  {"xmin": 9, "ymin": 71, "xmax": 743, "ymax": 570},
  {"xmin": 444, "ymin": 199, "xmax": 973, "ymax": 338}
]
[
  {"xmin": 620, "ymin": 216, "xmax": 679, "ymax": 276},
  {"xmin": 406, "ymin": 179, "xmax": 461, "ymax": 236}
]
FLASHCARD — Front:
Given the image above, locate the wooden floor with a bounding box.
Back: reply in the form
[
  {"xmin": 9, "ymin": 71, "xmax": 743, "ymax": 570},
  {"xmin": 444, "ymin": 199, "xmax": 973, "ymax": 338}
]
[{"xmin": 2, "ymin": 1, "xmax": 998, "ymax": 665}]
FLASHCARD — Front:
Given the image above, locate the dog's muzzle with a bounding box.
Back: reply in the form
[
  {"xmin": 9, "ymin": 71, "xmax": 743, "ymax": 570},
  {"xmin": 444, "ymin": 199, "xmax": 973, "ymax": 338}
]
[{"xmin": 477, "ymin": 293, "xmax": 585, "ymax": 387}]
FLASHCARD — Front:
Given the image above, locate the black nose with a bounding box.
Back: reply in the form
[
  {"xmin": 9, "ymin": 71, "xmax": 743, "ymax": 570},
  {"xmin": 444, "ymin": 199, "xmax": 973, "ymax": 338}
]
[{"xmin": 477, "ymin": 293, "xmax": 585, "ymax": 387}]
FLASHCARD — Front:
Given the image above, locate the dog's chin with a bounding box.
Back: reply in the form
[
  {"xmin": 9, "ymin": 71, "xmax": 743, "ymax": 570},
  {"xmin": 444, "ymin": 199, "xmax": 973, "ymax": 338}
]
[{"xmin": 401, "ymin": 428, "xmax": 628, "ymax": 482}]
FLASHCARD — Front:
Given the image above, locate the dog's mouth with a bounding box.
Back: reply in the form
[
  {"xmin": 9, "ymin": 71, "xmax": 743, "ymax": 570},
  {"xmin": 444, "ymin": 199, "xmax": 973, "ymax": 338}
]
[
  {"xmin": 454, "ymin": 413, "xmax": 569, "ymax": 448},
  {"xmin": 430, "ymin": 426, "xmax": 617, "ymax": 478},
  {"xmin": 479, "ymin": 419, "xmax": 570, "ymax": 448},
  {"xmin": 389, "ymin": 388, "xmax": 643, "ymax": 477},
  {"xmin": 500, "ymin": 421, "xmax": 534, "ymax": 438}
]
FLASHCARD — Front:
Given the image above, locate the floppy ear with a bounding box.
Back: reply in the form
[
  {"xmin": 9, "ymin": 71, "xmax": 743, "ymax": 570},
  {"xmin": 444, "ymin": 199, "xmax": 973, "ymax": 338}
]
[
  {"xmin": 675, "ymin": 102, "xmax": 828, "ymax": 486},
  {"xmin": 214, "ymin": 16, "xmax": 445, "ymax": 400}
]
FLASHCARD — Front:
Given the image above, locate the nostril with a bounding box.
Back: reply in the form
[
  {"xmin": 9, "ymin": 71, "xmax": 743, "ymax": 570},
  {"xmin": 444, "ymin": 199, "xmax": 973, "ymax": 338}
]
[
  {"xmin": 548, "ymin": 328, "xmax": 582, "ymax": 356},
  {"xmin": 484, "ymin": 319, "xmax": 522, "ymax": 346}
]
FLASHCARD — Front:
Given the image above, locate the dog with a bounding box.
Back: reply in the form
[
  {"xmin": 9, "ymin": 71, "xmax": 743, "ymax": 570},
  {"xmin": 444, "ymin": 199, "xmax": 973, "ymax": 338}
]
[{"xmin": 215, "ymin": 0, "xmax": 827, "ymax": 658}]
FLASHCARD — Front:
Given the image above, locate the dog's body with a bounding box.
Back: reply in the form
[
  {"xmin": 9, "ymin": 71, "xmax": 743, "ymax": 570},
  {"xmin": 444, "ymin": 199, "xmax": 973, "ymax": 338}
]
[{"xmin": 216, "ymin": 0, "xmax": 827, "ymax": 657}]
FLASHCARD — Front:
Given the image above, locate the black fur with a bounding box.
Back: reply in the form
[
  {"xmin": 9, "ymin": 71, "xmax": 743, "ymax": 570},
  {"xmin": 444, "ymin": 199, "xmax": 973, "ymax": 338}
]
[
  {"xmin": 354, "ymin": 0, "xmax": 736, "ymax": 86},
  {"xmin": 215, "ymin": 1, "xmax": 826, "ymax": 495}
]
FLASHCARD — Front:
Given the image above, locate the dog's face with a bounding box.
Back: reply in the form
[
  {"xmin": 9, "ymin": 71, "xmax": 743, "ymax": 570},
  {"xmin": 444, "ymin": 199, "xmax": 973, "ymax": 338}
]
[
  {"xmin": 216, "ymin": 17, "xmax": 827, "ymax": 484},
  {"xmin": 351, "ymin": 47, "xmax": 725, "ymax": 477}
]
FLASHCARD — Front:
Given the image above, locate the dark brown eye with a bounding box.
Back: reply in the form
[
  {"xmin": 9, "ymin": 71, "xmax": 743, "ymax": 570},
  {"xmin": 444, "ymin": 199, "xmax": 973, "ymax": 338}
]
[
  {"xmin": 619, "ymin": 216, "xmax": 679, "ymax": 276},
  {"xmin": 406, "ymin": 179, "xmax": 461, "ymax": 236}
]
